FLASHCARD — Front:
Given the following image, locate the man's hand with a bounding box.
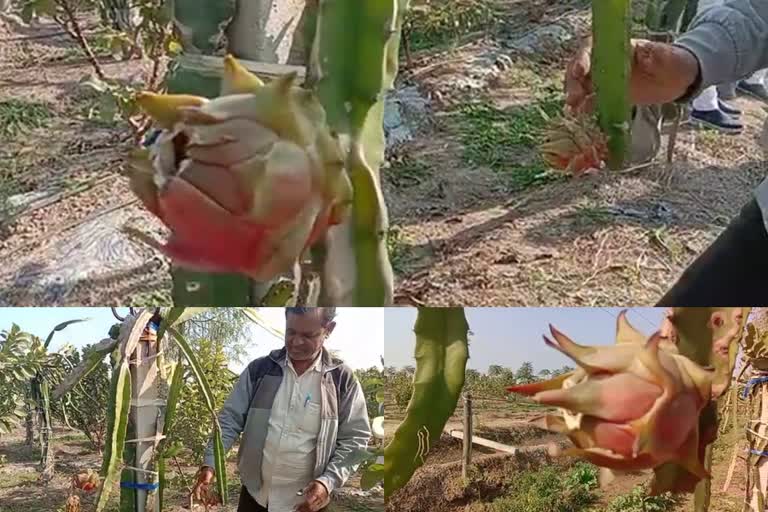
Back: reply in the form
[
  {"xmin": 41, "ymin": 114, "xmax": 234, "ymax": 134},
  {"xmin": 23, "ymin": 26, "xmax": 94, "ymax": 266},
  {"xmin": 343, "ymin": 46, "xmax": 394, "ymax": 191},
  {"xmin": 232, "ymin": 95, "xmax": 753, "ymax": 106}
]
[
  {"xmin": 191, "ymin": 466, "xmax": 218, "ymax": 506},
  {"xmin": 565, "ymin": 36, "xmax": 701, "ymax": 114},
  {"xmin": 295, "ymin": 481, "xmax": 330, "ymax": 512}
]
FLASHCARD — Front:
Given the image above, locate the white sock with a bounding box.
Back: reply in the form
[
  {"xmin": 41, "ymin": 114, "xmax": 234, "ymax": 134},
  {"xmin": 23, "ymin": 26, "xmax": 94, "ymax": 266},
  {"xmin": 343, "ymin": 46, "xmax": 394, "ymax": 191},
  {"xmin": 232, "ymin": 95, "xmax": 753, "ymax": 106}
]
[
  {"xmin": 745, "ymin": 69, "xmax": 767, "ymax": 85},
  {"xmin": 692, "ymin": 86, "xmax": 719, "ymax": 111}
]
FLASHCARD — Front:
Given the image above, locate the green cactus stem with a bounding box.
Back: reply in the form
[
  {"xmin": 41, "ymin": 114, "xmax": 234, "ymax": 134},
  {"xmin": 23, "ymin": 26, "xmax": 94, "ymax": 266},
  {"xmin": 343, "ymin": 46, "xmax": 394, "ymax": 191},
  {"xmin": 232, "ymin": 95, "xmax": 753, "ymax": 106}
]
[
  {"xmin": 591, "ymin": 0, "xmax": 631, "ymax": 170},
  {"xmin": 308, "ymin": 0, "xmax": 405, "ymax": 305},
  {"xmin": 383, "ymin": 308, "xmax": 469, "ymax": 498}
]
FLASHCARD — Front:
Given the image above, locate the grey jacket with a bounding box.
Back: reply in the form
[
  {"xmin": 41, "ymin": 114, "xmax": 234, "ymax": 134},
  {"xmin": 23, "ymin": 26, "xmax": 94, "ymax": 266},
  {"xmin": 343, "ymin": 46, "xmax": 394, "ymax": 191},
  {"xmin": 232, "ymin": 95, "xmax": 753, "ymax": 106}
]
[
  {"xmin": 674, "ymin": 0, "xmax": 768, "ymax": 229},
  {"xmin": 203, "ymin": 348, "xmax": 372, "ymax": 496}
]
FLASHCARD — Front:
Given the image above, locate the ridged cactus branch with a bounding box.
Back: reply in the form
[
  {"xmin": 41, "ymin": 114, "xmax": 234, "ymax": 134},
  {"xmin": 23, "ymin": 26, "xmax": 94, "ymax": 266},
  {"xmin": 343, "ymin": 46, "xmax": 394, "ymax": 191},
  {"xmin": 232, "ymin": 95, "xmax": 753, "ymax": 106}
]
[
  {"xmin": 655, "ymin": 307, "xmax": 750, "ymax": 497},
  {"xmin": 308, "ymin": 0, "xmax": 405, "ymax": 305},
  {"xmin": 383, "ymin": 308, "xmax": 469, "ymax": 498},
  {"xmin": 592, "ymin": 0, "xmax": 631, "ymax": 169}
]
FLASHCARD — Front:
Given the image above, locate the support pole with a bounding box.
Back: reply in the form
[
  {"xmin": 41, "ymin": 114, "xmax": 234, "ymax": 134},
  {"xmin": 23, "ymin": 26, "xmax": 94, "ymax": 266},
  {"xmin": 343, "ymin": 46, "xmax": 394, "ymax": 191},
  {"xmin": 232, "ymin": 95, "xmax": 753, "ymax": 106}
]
[{"xmin": 462, "ymin": 393, "xmax": 472, "ymax": 480}]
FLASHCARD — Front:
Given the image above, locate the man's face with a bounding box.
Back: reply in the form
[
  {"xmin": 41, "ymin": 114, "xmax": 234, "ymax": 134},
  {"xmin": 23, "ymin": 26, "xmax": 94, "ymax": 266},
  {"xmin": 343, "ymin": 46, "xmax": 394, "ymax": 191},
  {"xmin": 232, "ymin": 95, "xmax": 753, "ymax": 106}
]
[{"xmin": 285, "ymin": 312, "xmax": 335, "ymax": 361}]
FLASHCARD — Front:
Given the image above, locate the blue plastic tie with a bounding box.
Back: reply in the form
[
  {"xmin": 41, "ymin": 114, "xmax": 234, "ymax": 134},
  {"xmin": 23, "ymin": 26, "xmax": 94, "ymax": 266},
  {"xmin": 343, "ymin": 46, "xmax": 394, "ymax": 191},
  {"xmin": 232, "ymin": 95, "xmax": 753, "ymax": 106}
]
[
  {"xmin": 750, "ymin": 449, "xmax": 768, "ymax": 457},
  {"xmin": 742, "ymin": 376, "xmax": 768, "ymax": 398},
  {"xmin": 120, "ymin": 481, "xmax": 160, "ymax": 491}
]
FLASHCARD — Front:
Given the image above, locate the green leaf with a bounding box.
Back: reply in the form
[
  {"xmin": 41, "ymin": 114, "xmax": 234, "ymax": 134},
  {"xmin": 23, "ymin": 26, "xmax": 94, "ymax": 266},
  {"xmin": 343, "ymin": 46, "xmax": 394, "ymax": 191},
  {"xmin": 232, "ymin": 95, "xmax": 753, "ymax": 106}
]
[
  {"xmin": 166, "ymin": 327, "xmax": 216, "ymax": 412},
  {"xmin": 162, "ymin": 361, "xmax": 185, "ymax": 438},
  {"xmin": 360, "ymin": 463, "xmax": 384, "ymax": 490},
  {"xmin": 44, "ymin": 318, "xmax": 90, "ymax": 349},
  {"xmin": 166, "ymin": 326, "xmax": 228, "ymax": 503},
  {"xmin": 213, "ymin": 426, "xmax": 227, "ymax": 504},
  {"xmin": 96, "ymin": 363, "xmax": 131, "ymax": 512},
  {"xmin": 241, "ymin": 308, "xmax": 285, "ymax": 339},
  {"xmin": 375, "ymin": 389, "xmax": 384, "ymax": 404},
  {"xmin": 309, "ymin": 0, "xmax": 406, "ymax": 305},
  {"xmin": 158, "ymin": 456, "xmax": 166, "ymax": 512},
  {"xmin": 157, "ymin": 307, "xmax": 210, "ymax": 342},
  {"xmin": 52, "ymin": 337, "xmax": 118, "ymax": 400}
]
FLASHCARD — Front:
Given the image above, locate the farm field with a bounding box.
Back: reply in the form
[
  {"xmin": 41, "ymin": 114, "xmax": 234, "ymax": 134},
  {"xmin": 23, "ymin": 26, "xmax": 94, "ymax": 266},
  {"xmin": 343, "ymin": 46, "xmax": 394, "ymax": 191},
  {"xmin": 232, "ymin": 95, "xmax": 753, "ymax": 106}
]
[
  {"xmin": 1, "ymin": 0, "xmax": 765, "ymax": 305},
  {"xmin": 0, "ymin": 308, "xmax": 385, "ymax": 512},
  {"xmin": 384, "ymin": 393, "xmax": 746, "ymax": 512},
  {"xmin": 0, "ymin": 427, "xmax": 382, "ymax": 512}
]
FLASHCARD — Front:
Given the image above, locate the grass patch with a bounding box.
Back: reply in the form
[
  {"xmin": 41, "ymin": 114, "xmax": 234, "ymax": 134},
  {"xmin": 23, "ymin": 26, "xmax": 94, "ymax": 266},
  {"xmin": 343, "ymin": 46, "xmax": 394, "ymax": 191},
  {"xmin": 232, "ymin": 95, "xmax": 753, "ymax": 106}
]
[
  {"xmin": 470, "ymin": 462, "xmax": 599, "ymax": 512},
  {"xmin": 404, "ymin": 0, "xmax": 498, "ymax": 52},
  {"xmin": 606, "ymin": 485, "xmax": 682, "ymax": 512},
  {"xmin": 455, "ymin": 98, "xmax": 565, "ymax": 190},
  {"xmin": 387, "ymin": 155, "xmax": 433, "ymax": 188},
  {"xmin": 0, "ymin": 159, "xmax": 26, "ymax": 228},
  {"xmin": 0, "ymin": 470, "xmax": 38, "ymax": 489},
  {"xmin": 387, "ymin": 226, "xmax": 411, "ymax": 275},
  {"xmin": 574, "ymin": 202, "xmax": 613, "ymax": 225},
  {"xmin": 647, "ymin": 226, "xmax": 686, "ymax": 261},
  {"xmin": 0, "ymin": 100, "xmax": 52, "ymax": 138}
]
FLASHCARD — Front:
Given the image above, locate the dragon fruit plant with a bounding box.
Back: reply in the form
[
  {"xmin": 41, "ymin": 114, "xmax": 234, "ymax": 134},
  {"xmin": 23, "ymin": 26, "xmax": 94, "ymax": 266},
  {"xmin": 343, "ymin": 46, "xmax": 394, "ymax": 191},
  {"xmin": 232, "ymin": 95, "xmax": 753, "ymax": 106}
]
[
  {"xmin": 508, "ymin": 308, "xmax": 749, "ymax": 497},
  {"xmin": 540, "ymin": 0, "xmax": 630, "ymax": 174},
  {"xmin": 51, "ymin": 307, "xmax": 281, "ymax": 512},
  {"xmin": 125, "ymin": 0, "xmax": 407, "ymax": 306}
]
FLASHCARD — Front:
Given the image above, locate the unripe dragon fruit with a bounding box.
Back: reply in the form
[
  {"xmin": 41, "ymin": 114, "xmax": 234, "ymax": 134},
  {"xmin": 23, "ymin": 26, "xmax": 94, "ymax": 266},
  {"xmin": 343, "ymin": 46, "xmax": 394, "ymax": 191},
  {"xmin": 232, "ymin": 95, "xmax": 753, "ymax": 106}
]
[
  {"xmin": 507, "ymin": 311, "xmax": 714, "ymax": 494},
  {"xmin": 539, "ymin": 115, "xmax": 609, "ymax": 176},
  {"xmin": 127, "ymin": 55, "xmax": 352, "ymax": 280}
]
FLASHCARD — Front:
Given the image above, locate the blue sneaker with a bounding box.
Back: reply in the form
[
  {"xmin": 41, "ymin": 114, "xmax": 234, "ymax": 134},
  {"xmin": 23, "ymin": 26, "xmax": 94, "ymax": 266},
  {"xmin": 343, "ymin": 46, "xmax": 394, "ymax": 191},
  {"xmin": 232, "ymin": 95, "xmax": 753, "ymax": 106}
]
[
  {"xmin": 738, "ymin": 80, "xmax": 768, "ymax": 103},
  {"xmin": 690, "ymin": 109, "xmax": 743, "ymax": 134},
  {"xmin": 718, "ymin": 100, "xmax": 741, "ymax": 116}
]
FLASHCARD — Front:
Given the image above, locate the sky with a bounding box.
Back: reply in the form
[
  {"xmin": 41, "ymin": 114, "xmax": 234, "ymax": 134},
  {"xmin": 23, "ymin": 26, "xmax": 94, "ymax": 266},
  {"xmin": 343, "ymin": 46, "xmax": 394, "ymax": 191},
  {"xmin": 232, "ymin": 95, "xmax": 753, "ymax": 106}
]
[
  {"xmin": 383, "ymin": 307, "xmax": 667, "ymax": 373},
  {"xmin": 0, "ymin": 308, "xmax": 384, "ymax": 373}
]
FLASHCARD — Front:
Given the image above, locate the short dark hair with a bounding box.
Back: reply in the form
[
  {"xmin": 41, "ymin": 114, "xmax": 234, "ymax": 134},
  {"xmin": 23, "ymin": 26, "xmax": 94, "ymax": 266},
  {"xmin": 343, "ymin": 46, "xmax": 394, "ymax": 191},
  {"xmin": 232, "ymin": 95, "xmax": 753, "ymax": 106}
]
[{"xmin": 285, "ymin": 307, "xmax": 337, "ymax": 325}]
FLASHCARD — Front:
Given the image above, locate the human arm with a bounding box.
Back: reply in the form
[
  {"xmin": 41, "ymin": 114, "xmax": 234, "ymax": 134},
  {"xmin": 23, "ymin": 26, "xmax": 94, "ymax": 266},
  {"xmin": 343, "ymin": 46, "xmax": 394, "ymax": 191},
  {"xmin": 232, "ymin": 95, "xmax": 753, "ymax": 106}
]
[
  {"xmin": 675, "ymin": 0, "xmax": 768, "ymax": 98},
  {"xmin": 565, "ymin": 0, "xmax": 768, "ymax": 112}
]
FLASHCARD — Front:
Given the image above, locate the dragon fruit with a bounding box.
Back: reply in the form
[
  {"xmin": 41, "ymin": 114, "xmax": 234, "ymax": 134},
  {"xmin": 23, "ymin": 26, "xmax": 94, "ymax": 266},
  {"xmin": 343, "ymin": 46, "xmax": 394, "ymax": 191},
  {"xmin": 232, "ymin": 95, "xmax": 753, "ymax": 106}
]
[
  {"xmin": 127, "ymin": 55, "xmax": 352, "ymax": 281},
  {"xmin": 539, "ymin": 115, "xmax": 609, "ymax": 175},
  {"xmin": 507, "ymin": 311, "xmax": 714, "ymax": 494},
  {"xmin": 72, "ymin": 470, "xmax": 100, "ymax": 492}
]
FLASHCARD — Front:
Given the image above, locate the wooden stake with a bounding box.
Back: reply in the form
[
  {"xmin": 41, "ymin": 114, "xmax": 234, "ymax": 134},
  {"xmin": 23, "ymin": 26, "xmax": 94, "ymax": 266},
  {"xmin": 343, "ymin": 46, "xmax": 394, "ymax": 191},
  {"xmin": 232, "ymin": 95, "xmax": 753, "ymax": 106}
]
[{"xmin": 462, "ymin": 393, "xmax": 472, "ymax": 480}]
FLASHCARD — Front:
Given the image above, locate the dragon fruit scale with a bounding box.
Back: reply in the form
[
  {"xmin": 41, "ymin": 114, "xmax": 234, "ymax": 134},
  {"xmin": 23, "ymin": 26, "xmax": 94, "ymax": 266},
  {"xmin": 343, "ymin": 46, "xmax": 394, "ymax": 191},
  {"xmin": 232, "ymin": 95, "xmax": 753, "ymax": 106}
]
[
  {"xmin": 507, "ymin": 311, "xmax": 715, "ymax": 494},
  {"xmin": 127, "ymin": 55, "xmax": 352, "ymax": 281}
]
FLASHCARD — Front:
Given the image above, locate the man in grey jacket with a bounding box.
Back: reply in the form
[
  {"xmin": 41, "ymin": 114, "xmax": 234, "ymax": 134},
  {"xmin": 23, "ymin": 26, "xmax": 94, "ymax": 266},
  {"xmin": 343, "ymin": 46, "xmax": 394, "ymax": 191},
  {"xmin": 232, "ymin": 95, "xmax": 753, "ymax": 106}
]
[
  {"xmin": 565, "ymin": 0, "xmax": 768, "ymax": 305},
  {"xmin": 192, "ymin": 307, "xmax": 372, "ymax": 512}
]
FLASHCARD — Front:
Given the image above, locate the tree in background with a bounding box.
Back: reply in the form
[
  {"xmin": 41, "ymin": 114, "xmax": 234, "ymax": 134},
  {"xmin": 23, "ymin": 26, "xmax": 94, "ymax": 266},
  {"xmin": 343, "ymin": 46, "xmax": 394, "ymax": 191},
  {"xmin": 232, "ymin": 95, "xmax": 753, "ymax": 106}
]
[
  {"xmin": 51, "ymin": 344, "xmax": 111, "ymax": 454},
  {"xmin": 171, "ymin": 337, "xmax": 236, "ymax": 462},
  {"xmin": 355, "ymin": 366, "xmax": 385, "ymax": 420},
  {"xmin": 177, "ymin": 309, "xmax": 254, "ymax": 366},
  {"xmin": 515, "ymin": 362, "xmax": 535, "ymax": 384}
]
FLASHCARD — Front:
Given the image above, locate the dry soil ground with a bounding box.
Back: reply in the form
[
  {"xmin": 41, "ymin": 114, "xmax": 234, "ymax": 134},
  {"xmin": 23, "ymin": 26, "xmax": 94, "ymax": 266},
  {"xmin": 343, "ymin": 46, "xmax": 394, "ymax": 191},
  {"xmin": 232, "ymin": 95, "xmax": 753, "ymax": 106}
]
[
  {"xmin": 1, "ymin": 0, "xmax": 767, "ymax": 305},
  {"xmin": 384, "ymin": 402, "xmax": 747, "ymax": 512},
  {"xmin": 0, "ymin": 426, "xmax": 382, "ymax": 512}
]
